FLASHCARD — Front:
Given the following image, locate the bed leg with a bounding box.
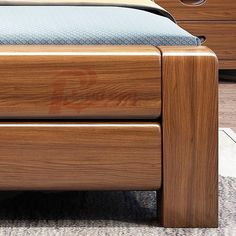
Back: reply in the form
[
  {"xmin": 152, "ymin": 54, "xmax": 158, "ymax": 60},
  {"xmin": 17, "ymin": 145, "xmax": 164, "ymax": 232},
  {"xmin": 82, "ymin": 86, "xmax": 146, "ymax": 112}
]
[{"xmin": 159, "ymin": 46, "xmax": 218, "ymax": 228}]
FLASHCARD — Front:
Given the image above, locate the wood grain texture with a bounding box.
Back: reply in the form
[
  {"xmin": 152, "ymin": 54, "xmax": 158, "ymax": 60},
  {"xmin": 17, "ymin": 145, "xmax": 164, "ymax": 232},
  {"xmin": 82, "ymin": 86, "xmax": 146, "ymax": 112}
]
[
  {"xmin": 159, "ymin": 46, "xmax": 218, "ymax": 228},
  {"xmin": 0, "ymin": 122, "xmax": 161, "ymax": 190},
  {"xmin": 179, "ymin": 21, "xmax": 236, "ymax": 67},
  {"xmin": 219, "ymin": 60, "xmax": 236, "ymax": 70},
  {"xmin": 155, "ymin": 0, "xmax": 236, "ymax": 20},
  {"xmin": 0, "ymin": 46, "xmax": 161, "ymax": 119}
]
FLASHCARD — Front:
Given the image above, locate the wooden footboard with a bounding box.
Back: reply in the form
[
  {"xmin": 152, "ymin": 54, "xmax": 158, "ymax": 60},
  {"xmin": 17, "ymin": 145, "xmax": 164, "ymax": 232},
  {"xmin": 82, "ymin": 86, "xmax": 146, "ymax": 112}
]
[
  {"xmin": 0, "ymin": 122, "xmax": 161, "ymax": 191},
  {"xmin": 0, "ymin": 45, "xmax": 218, "ymax": 228},
  {"xmin": 0, "ymin": 46, "xmax": 161, "ymax": 119}
]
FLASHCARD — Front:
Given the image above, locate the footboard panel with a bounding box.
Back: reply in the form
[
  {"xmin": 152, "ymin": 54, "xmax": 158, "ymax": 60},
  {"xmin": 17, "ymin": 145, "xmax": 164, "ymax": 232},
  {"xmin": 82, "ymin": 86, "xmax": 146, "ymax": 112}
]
[
  {"xmin": 0, "ymin": 122, "xmax": 161, "ymax": 190},
  {"xmin": 0, "ymin": 46, "xmax": 161, "ymax": 119}
]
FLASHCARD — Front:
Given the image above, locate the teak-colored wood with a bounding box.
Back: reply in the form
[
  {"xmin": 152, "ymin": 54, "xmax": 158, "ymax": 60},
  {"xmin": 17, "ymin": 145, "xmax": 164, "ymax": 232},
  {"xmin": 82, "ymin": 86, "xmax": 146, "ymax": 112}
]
[
  {"xmin": 160, "ymin": 46, "xmax": 218, "ymax": 228},
  {"xmin": 0, "ymin": 46, "xmax": 161, "ymax": 119},
  {"xmin": 0, "ymin": 122, "xmax": 161, "ymax": 190},
  {"xmin": 0, "ymin": 45, "xmax": 220, "ymax": 227},
  {"xmin": 219, "ymin": 60, "xmax": 236, "ymax": 70},
  {"xmin": 156, "ymin": 0, "xmax": 236, "ymax": 21},
  {"xmin": 179, "ymin": 21, "xmax": 236, "ymax": 69}
]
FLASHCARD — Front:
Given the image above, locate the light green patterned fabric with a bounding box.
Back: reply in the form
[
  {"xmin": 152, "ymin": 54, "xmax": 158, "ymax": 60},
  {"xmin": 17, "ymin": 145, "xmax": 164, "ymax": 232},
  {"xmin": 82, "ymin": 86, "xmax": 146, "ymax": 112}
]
[{"xmin": 0, "ymin": 6, "xmax": 201, "ymax": 45}]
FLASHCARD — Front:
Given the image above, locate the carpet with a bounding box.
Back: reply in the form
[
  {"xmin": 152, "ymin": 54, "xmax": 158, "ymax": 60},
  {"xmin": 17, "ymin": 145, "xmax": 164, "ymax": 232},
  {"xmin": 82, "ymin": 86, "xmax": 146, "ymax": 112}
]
[{"xmin": 0, "ymin": 176, "xmax": 235, "ymax": 236}]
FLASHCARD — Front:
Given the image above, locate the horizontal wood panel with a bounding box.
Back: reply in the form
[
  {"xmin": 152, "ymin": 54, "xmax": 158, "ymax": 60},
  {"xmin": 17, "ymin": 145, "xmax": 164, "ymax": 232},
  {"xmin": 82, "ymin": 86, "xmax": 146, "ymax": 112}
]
[
  {"xmin": 0, "ymin": 122, "xmax": 161, "ymax": 190},
  {"xmin": 219, "ymin": 60, "xmax": 236, "ymax": 69},
  {"xmin": 0, "ymin": 46, "xmax": 161, "ymax": 119},
  {"xmin": 156, "ymin": 0, "xmax": 236, "ymax": 20},
  {"xmin": 179, "ymin": 21, "xmax": 236, "ymax": 62}
]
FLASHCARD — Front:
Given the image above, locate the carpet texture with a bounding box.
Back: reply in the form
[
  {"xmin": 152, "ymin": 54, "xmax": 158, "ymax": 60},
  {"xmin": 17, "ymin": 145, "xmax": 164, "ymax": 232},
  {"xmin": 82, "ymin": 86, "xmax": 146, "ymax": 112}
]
[{"xmin": 0, "ymin": 176, "xmax": 235, "ymax": 235}]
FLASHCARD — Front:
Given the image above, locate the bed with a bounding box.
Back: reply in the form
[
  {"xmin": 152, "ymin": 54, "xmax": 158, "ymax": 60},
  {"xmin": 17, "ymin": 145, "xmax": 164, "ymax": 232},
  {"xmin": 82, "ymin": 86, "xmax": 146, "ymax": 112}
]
[{"xmin": 0, "ymin": 0, "xmax": 218, "ymax": 228}]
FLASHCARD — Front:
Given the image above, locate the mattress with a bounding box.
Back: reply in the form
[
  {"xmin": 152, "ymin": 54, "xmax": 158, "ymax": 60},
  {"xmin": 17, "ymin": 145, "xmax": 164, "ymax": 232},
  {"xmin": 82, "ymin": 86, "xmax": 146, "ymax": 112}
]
[
  {"xmin": 0, "ymin": 6, "xmax": 201, "ymax": 46},
  {"xmin": 0, "ymin": 0, "xmax": 176, "ymax": 22}
]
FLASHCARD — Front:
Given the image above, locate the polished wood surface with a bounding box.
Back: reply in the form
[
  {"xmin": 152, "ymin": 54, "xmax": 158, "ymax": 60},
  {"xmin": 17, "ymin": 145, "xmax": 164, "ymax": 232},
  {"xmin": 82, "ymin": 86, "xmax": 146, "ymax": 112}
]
[
  {"xmin": 0, "ymin": 122, "xmax": 161, "ymax": 190},
  {"xmin": 220, "ymin": 60, "xmax": 236, "ymax": 70},
  {"xmin": 0, "ymin": 46, "xmax": 161, "ymax": 119},
  {"xmin": 156, "ymin": 0, "xmax": 236, "ymax": 20},
  {"xmin": 179, "ymin": 21, "xmax": 236, "ymax": 68},
  {"xmin": 160, "ymin": 46, "xmax": 218, "ymax": 227}
]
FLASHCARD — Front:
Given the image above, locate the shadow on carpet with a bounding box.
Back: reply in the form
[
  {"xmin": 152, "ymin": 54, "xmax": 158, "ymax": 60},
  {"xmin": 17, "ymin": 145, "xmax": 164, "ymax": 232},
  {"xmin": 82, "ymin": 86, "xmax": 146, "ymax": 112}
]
[{"xmin": 0, "ymin": 176, "xmax": 234, "ymax": 235}]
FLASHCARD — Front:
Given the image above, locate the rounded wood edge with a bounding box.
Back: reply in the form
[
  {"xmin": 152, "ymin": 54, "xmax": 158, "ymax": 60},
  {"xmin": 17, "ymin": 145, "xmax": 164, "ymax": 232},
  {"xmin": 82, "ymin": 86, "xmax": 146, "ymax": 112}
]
[
  {"xmin": 0, "ymin": 121, "xmax": 161, "ymax": 127},
  {"xmin": 0, "ymin": 45, "xmax": 161, "ymax": 55},
  {"xmin": 157, "ymin": 46, "xmax": 217, "ymax": 58}
]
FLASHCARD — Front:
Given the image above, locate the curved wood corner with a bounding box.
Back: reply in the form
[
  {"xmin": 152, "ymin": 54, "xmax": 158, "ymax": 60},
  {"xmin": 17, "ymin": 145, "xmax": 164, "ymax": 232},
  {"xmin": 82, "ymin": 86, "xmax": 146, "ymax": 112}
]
[{"xmin": 158, "ymin": 46, "xmax": 218, "ymax": 228}]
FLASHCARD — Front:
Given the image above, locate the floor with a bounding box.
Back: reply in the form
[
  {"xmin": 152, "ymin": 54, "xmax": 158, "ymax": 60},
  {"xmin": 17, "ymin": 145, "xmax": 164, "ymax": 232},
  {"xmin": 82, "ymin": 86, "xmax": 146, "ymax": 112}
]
[
  {"xmin": 219, "ymin": 82, "xmax": 236, "ymax": 132},
  {"xmin": 219, "ymin": 71, "xmax": 236, "ymax": 178},
  {"xmin": 219, "ymin": 128, "xmax": 236, "ymax": 177},
  {"xmin": 219, "ymin": 69, "xmax": 236, "ymax": 132}
]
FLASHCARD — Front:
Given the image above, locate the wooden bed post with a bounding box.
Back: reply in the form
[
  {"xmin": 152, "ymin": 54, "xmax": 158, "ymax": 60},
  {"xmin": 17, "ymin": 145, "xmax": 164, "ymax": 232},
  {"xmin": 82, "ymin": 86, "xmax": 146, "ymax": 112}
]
[{"xmin": 159, "ymin": 46, "xmax": 218, "ymax": 228}]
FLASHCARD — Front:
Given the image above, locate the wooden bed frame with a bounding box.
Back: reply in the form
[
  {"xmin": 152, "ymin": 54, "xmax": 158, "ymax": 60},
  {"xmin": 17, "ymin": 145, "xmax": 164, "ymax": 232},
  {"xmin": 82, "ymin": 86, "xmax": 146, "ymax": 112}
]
[{"xmin": 0, "ymin": 45, "xmax": 218, "ymax": 228}]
